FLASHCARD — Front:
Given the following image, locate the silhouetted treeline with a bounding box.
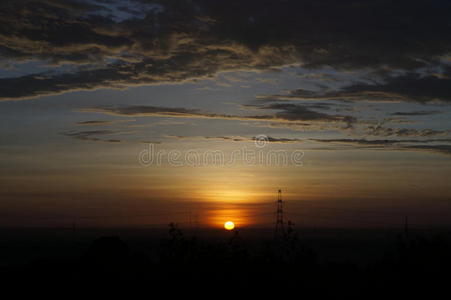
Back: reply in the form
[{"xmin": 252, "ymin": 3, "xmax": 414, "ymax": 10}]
[{"xmin": 1, "ymin": 225, "xmax": 450, "ymax": 298}]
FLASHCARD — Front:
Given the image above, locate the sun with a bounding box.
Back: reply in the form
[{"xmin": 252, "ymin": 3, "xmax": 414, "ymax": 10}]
[{"xmin": 224, "ymin": 221, "xmax": 235, "ymax": 231}]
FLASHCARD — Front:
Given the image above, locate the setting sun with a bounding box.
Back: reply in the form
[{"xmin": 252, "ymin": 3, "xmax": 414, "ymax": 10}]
[{"xmin": 224, "ymin": 221, "xmax": 235, "ymax": 230}]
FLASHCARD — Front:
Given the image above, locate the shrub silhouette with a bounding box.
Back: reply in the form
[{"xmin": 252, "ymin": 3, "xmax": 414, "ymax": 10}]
[{"xmin": 1, "ymin": 225, "xmax": 450, "ymax": 297}]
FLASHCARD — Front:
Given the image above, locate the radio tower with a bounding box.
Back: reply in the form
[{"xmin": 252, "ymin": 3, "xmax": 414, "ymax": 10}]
[{"xmin": 274, "ymin": 189, "xmax": 285, "ymax": 238}]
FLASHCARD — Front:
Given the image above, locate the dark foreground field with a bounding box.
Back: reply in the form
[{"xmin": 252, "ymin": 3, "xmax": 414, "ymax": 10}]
[{"xmin": 1, "ymin": 226, "xmax": 450, "ymax": 297}]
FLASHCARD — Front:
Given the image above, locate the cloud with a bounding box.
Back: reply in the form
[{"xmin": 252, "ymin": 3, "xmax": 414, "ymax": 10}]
[
  {"xmin": 404, "ymin": 145, "xmax": 451, "ymax": 155},
  {"xmin": 105, "ymin": 139, "xmax": 122, "ymax": 143},
  {"xmin": 263, "ymin": 72, "xmax": 451, "ymax": 103},
  {"xmin": 254, "ymin": 136, "xmax": 303, "ymax": 143},
  {"xmin": 160, "ymin": 134, "xmax": 451, "ymax": 155},
  {"xmin": 166, "ymin": 135, "xmax": 248, "ymax": 142},
  {"xmin": 168, "ymin": 134, "xmax": 451, "ymax": 146},
  {"xmin": 330, "ymin": 73, "xmax": 451, "ymax": 103},
  {"xmin": 252, "ymin": 103, "xmax": 357, "ymax": 125},
  {"xmin": 366, "ymin": 124, "xmax": 451, "ymax": 137},
  {"xmin": 390, "ymin": 110, "xmax": 443, "ymax": 116},
  {"xmin": 61, "ymin": 130, "xmax": 122, "ymax": 142},
  {"xmin": 75, "ymin": 119, "xmax": 132, "ymax": 126},
  {"xmin": 167, "ymin": 135, "xmax": 307, "ymax": 143},
  {"xmin": 2, "ymin": 0, "xmax": 451, "ymax": 100},
  {"xmin": 80, "ymin": 103, "xmax": 356, "ymax": 126},
  {"xmin": 309, "ymin": 138, "xmax": 451, "ymax": 155},
  {"xmin": 309, "ymin": 138, "xmax": 451, "ymax": 146},
  {"xmin": 76, "ymin": 120, "xmax": 114, "ymax": 126}
]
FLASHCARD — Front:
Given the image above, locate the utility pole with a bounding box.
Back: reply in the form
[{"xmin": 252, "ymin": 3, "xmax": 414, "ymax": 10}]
[{"xmin": 275, "ymin": 189, "xmax": 285, "ymax": 238}]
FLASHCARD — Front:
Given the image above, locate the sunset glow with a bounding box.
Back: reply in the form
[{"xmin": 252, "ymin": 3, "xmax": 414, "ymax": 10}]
[
  {"xmin": 2, "ymin": 1, "xmax": 451, "ymax": 296},
  {"xmin": 0, "ymin": 0, "xmax": 450, "ymax": 230}
]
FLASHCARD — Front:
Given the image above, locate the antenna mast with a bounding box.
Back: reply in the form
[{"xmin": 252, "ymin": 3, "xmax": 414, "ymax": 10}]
[{"xmin": 275, "ymin": 189, "xmax": 285, "ymax": 238}]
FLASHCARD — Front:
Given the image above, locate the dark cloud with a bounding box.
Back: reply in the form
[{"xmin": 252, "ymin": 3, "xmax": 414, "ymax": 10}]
[
  {"xmin": 310, "ymin": 138, "xmax": 451, "ymax": 146},
  {"xmin": 169, "ymin": 135, "xmax": 305, "ymax": 143},
  {"xmin": 167, "ymin": 135, "xmax": 308, "ymax": 144},
  {"xmin": 390, "ymin": 110, "xmax": 443, "ymax": 116},
  {"xmin": 105, "ymin": 139, "xmax": 122, "ymax": 143},
  {"xmin": 331, "ymin": 73, "xmax": 451, "ymax": 103},
  {"xmin": 2, "ymin": 0, "xmax": 451, "ymax": 100},
  {"xmin": 405, "ymin": 144, "xmax": 451, "ymax": 155},
  {"xmin": 80, "ymin": 105, "xmax": 248, "ymax": 121},
  {"xmin": 366, "ymin": 124, "xmax": 451, "ymax": 137},
  {"xmin": 264, "ymin": 72, "xmax": 451, "ymax": 103},
  {"xmin": 310, "ymin": 137, "xmax": 451, "ymax": 154},
  {"xmin": 80, "ymin": 103, "xmax": 356, "ymax": 125},
  {"xmin": 310, "ymin": 138, "xmax": 397, "ymax": 146},
  {"xmin": 161, "ymin": 134, "xmax": 451, "ymax": 155},
  {"xmin": 82, "ymin": 106, "xmax": 209, "ymax": 117},
  {"xmin": 75, "ymin": 119, "xmax": 133, "ymax": 127},
  {"xmin": 167, "ymin": 135, "xmax": 248, "ymax": 142},
  {"xmin": 255, "ymin": 103, "xmax": 357, "ymax": 125},
  {"xmin": 168, "ymin": 134, "xmax": 451, "ymax": 145},
  {"xmin": 61, "ymin": 129, "xmax": 121, "ymax": 142},
  {"xmin": 255, "ymin": 136, "xmax": 303, "ymax": 143},
  {"xmin": 76, "ymin": 120, "xmax": 114, "ymax": 125}
]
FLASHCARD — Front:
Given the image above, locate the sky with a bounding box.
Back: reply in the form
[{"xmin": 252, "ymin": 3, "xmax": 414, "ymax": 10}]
[{"xmin": 1, "ymin": 0, "xmax": 451, "ymax": 229}]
